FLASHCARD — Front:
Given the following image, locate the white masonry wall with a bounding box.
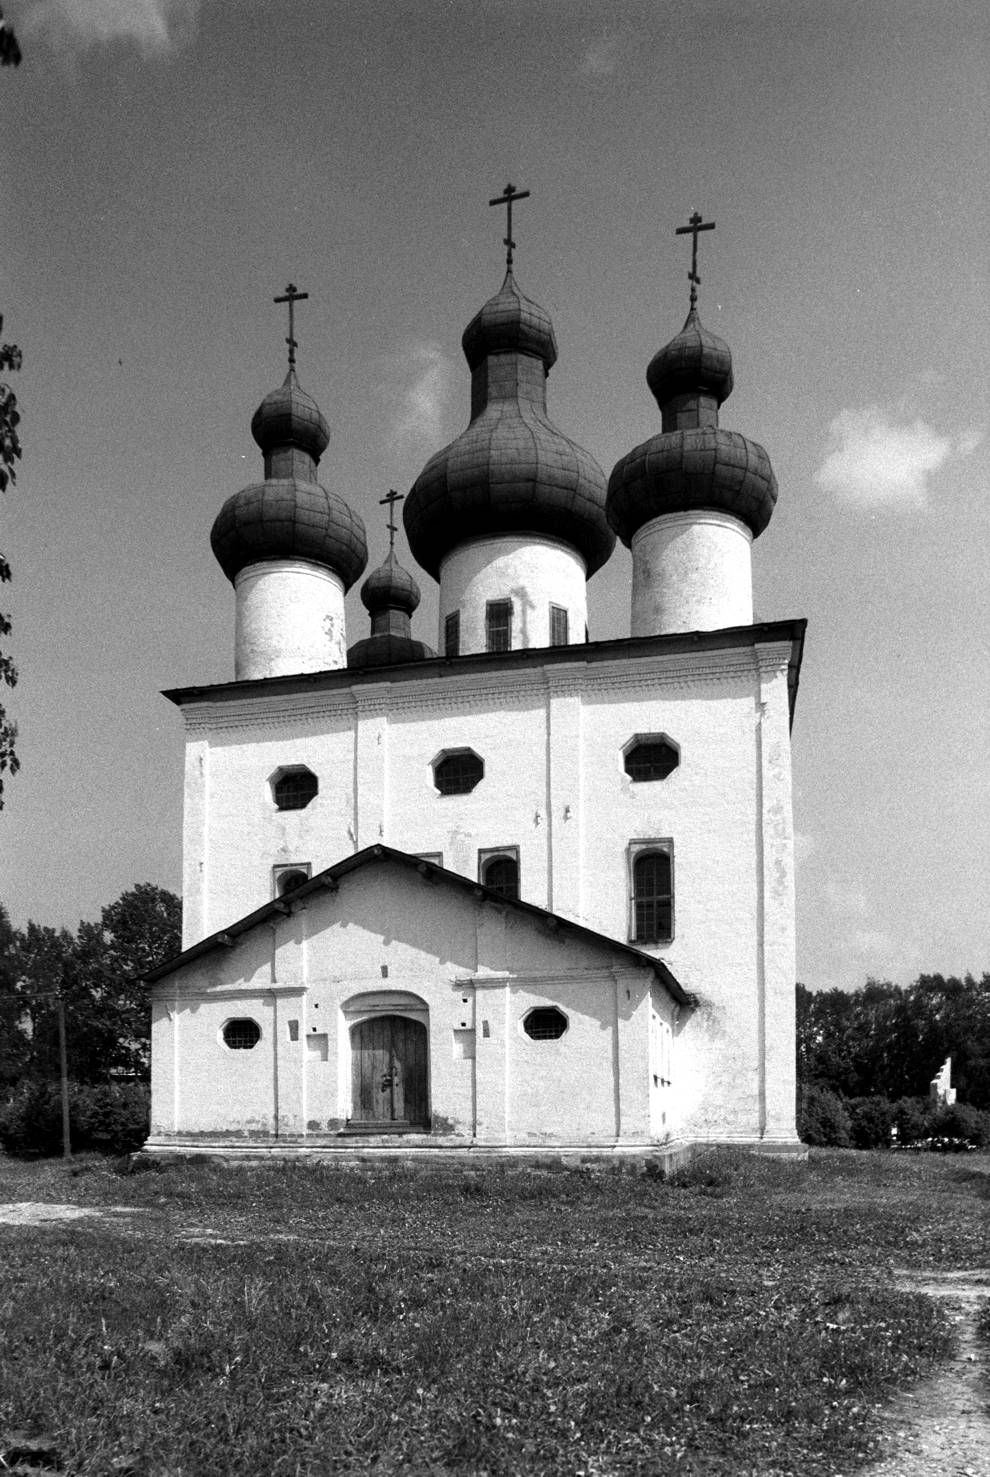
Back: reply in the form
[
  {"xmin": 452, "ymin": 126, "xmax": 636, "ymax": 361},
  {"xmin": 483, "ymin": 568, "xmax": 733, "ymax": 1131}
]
[
  {"xmin": 175, "ymin": 635, "xmax": 798, "ymax": 1146},
  {"xmin": 438, "ymin": 534, "xmax": 588, "ymax": 653},
  {"xmin": 630, "ymin": 511, "xmax": 754, "ymax": 635},
  {"xmin": 150, "ymin": 857, "xmax": 670, "ymax": 1148},
  {"xmin": 234, "ymin": 559, "xmax": 347, "ymax": 678}
]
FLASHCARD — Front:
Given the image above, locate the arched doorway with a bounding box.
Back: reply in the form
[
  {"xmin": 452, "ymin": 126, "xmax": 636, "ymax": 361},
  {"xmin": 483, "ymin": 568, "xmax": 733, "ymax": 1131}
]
[{"xmin": 349, "ymin": 1014, "xmax": 428, "ymax": 1129}]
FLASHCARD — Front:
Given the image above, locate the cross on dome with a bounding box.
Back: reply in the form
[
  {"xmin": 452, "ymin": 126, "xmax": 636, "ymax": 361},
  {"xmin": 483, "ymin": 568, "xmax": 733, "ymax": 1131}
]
[
  {"xmin": 379, "ymin": 488, "xmax": 403, "ymax": 554},
  {"xmin": 488, "ymin": 182, "xmax": 531, "ymax": 270},
  {"xmin": 273, "ymin": 283, "xmax": 309, "ymax": 371},
  {"xmin": 674, "ymin": 212, "xmax": 715, "ymax": 309}
]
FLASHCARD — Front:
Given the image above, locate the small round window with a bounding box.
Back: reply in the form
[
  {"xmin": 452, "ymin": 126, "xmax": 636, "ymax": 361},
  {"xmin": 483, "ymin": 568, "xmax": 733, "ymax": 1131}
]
[
  {"xmin": 222, "ymin": 1018, "xmax": 261, "ymax": 1051},
  {"xmin": 523, "ymin": 1007, "xmax": 568, "ymax": 1041},
  {"xmin": 433, "ymin": 749, "xmax": 484, "ymax": 795},
  {"xmin": 272, "ymin": 766, "xmax": 318, "ymax": 811},
  {"xmin": 623, "ymin": 737, "xmax": 679, "ymax": 782}
]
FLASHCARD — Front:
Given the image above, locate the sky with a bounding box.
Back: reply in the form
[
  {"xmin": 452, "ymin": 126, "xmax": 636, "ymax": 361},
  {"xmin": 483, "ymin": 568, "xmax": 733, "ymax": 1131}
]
[{"xmin": 1, "ymin": 0, "xmax": 987, "ymax": 992}]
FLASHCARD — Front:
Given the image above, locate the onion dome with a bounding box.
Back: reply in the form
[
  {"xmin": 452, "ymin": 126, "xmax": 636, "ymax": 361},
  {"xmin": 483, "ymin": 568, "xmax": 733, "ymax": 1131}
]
[
  {"xmin": 250, "ymin": 374, "xmax": 330, "ymax": 462},
  {"xmin": 348, "ymin": 550, "xmax": 435, "ymax": 668},
  {"xmin": 606, "ymin": 309, "xmax": 777, "ymax": 545},
  {"xmin": 403, "ymin": 271, "xmax": 614, "ymax": 581},
  {"xmin": 211, "ymin": 369, "xmax": 367, "ymax": 589}
]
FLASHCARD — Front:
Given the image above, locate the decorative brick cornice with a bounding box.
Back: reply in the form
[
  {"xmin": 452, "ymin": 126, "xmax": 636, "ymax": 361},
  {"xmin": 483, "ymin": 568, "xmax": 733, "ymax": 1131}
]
[{"xmin": 179, "ymin": 642, "xmax": 793, "ymax": 736}]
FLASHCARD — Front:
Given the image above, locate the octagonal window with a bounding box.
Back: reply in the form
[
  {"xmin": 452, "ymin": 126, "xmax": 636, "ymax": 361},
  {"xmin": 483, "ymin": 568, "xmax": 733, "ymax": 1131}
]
[
  {"xmin": 433, "ymin": 748, "xmax": 484, "ymax": 796},
  {"xmin": 623, "ymin": 735, "xmax": 679, "ymax": 783},
  {"xmin": 222, "ymin": 1018, "xmax": 261, "ymax": 1051},
  {"xmin": 271, "ymin": 765, "xmax": 318, "ymax": 811},
  {"xmin": 523, "ymin": 1007, "xmax": 568, "ymax": 1041}
]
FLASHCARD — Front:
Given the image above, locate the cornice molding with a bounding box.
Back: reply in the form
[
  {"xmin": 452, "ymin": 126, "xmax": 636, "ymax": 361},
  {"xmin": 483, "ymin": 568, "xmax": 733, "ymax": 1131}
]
[{"xmin": 179, "ymin": 644, "xmax": 791, "ymax": 736}]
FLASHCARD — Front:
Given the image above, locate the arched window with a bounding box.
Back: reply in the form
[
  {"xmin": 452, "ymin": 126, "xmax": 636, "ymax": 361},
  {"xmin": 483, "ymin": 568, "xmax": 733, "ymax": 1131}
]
[
  {"xmin": 278, "ymin": 869, "xmax": 309, "ymax": 896},
  {"xmin": 632, "ymin": 849, "xmax": 673, "ymax": 943},
  {"xmin": 481, "ymin": 851, "xmax": 519, "ymax": 900}
]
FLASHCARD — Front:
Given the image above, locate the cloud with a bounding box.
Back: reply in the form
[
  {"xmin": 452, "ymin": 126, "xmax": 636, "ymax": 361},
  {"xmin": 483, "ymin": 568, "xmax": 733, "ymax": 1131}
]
[
  {"xmin": 379, "ymin": 341, "xmax": 453, "ymax": 457},
  {"xmin": 793, "ymin": 830, "xmax": 816, "ymax": 868},
  {"xmin": 23, "ymin": 0, "xmax": 199, "ymax": 57},
  {"xmin": 578, "ymin": 30, "xmax": 625, "ymax": 77},
  {"xmin": 814, "ymin": 405, "xmax": 982, "ymax": 509}
]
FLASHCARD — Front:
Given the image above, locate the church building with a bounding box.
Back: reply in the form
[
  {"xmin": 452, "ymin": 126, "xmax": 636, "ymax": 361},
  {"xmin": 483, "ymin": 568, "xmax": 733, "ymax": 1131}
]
[{"xmin": 145, "ymin": 199, "xmax": 805, "ymax": 1159}]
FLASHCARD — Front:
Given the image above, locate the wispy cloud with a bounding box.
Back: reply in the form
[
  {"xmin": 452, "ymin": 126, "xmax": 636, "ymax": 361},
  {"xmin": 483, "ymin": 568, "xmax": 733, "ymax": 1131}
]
[
  {"xmin": 379, "ymin": 341, "xmax": 454, "ymax": 457},
  {"xmin": 578, "ymin": 29, "xmax": 626, "ymax": 77},
  {"xmin": 23, "ymin": 0, "xmax": 200, "ymax": 57},
  {"xmin": 815, "ymin": 404, "xmax": 982, "ymax": 509}
]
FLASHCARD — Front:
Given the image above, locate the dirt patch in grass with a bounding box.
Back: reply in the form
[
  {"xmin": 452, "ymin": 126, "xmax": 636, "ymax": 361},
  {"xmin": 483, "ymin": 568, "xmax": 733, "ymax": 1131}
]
[{"xmin": 0, "ymin": 1149, "xmax": 986, "ymax": 1476}]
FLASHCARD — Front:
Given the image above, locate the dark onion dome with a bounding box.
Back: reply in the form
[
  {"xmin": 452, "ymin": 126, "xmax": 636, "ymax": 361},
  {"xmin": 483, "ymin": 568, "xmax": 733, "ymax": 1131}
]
[
  {"xmin": 250, "ymin": 372, "xmax": 330, "ymax": 461},
  {"xmin": 211, "ymin": 370, "xmax": 367, "ymax": 589},
  {"xmin": 403, "ymin": 271, "xmax": 614, "ymax": 581},
  {"xmin": 360, "ymin": 550, "xmax": 421, "ymax": 617},
  {"xmin": 461, "ymin": 271, "xmax": 558, "ymax": 372},
  {"xmin": 646, "ymin": 307, "xmax": 733, "ymax": 407},
  {"xmin": 348, "ymin": 551, "xmax": 435, "ymax": 668},
  {"xmin": 606, "ymin": 308, "xmax": 776, "ymax": 545}
]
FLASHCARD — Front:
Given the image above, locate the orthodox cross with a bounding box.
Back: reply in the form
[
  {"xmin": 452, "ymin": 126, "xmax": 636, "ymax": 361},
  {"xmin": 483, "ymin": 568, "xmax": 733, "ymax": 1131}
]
[
  {"xmin": 674, "ymin": 212, "xmax": 715, "ymax": 309},
  {"xmin": 379, "ymin": 489, "xmax": 403, "ymax": 554},
  {"xmin": 273, "ymin": 283, "xmax": 308, "ymax": 371},
  {"xmin": 489, "ymin": 182, "xmax": 530, "ymax": 269}
]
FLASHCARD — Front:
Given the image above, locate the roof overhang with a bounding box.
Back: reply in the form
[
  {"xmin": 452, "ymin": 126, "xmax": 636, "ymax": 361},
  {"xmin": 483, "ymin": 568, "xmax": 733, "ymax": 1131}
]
[
  {"xmin": 145, "ymin": 844, "xmax": 696, "ymax": 1009},
  {"xmin": 163, "ymin": 619, "xmax": 807, "ymax": 729}
]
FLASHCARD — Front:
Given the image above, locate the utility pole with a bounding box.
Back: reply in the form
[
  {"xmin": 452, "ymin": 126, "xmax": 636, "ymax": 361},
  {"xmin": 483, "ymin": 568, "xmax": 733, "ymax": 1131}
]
[{"xmin": 56, "ymin": 993, "xmax": 71, "ymax": 1159}]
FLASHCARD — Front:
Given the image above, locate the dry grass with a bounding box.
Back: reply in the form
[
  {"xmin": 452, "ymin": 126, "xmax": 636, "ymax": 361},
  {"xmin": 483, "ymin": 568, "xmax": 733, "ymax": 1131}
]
[{"xmin": 0, "ymin": 1148, "xmax": 987, "ymax": 1476}]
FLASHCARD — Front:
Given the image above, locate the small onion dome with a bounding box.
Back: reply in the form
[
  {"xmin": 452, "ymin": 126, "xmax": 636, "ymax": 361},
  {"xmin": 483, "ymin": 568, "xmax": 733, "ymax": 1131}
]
[
  {"xmin": 461, "ymin": 270, "xmax": 558, "ymax": 372},
  {"xmin": 211, "ymin": 479, "xmax": 368, "ymax": 588},
  {"xmin": 348, "ymin": 552, "xmax": 434, "ymax": 668},
  {"xmin": 646, "ymin": 307, "xmax": 734, "ymax": 408},
  {"xmin": 404, "ymin": 273, "xmax": 614, "ymax": 580},
  {"xmin": 360, "ymin": 551, "xmax": 421, "ymax": 617},
  {"xmin": 250, "ymin": 370, "xmax": 330, "ymax": 462},
  {"xmin": 607, "ymin": 427, "xmax": 777, "ymax": 545}
]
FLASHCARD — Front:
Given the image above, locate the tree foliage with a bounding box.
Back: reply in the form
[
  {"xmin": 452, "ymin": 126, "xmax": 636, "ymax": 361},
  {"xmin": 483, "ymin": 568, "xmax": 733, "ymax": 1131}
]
[
  {"xmin": 797, "ymin": 973, "xmax": 990, "ymax": 1110},
  {"xmin": 4, "ymin": 885, "xmax": 182, "ymax": 1085}
]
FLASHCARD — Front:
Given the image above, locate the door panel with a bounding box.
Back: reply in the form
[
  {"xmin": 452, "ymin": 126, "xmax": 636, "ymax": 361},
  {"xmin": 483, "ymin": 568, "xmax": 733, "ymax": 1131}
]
[{"xmin": 351, "ymin": 1015, "xmax": 428, "ymax": 1127}]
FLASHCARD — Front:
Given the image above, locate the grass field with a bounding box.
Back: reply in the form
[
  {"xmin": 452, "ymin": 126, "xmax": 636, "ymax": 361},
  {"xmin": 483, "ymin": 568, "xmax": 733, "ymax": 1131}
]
[{"xmin": 0, "ymin": 1149, "xmax": 987, "ymax": 1476}]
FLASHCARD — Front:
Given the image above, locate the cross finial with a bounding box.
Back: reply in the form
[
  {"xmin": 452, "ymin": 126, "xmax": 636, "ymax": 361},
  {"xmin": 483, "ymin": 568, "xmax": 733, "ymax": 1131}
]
[
  {"xmin": 674, "ymin": 211, "xmax": 716, "ymax": 309},
  {"xmin": 488, "ymin": 182, "xmax": 531, "ymax": 270},
  {"xmin": 379, "ymin": 489, "xmax": 403, "ymax": 555},
  {"xmin": 273, "ymin": 283, "xmax": 309, "ymax": 371}
]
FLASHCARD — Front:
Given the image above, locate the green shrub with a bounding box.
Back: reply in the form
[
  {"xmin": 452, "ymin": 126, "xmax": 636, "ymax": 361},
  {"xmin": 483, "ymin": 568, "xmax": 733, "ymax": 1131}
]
[
  {"xmin": 798, "ymin": 1085, "xmax": 852, "ymax": 1147},
  {"xmin": 893, "ymin": 1096, "xmax": 935, "ymax": 1145},
  {"xmin": 0, "ymin": 1080, "xmax": 149, "ymax": 1157},
  {"xmin": 846, "ymin": 1096, "xmax": 895, "ymax": 1149},
  {"xmin": 932, "ymin": 1102, "xmax": 990, "ymax": 1149}
]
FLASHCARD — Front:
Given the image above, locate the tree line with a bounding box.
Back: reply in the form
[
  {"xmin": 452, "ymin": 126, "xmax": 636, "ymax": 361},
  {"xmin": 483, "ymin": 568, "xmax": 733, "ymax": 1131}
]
[
  {"xmin": 0, "ymin": 885, "xmax": 180, "ymax": 1153},
  {"xmin": 797, "ymin": 973, "xmax": 990, "ymax": 1149}
]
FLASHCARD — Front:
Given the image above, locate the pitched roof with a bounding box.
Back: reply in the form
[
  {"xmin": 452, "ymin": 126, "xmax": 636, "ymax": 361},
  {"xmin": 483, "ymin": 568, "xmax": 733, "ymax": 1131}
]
[{"xmin": 145, "ymin": 843, "xmax": 694, "ymax": 1007}]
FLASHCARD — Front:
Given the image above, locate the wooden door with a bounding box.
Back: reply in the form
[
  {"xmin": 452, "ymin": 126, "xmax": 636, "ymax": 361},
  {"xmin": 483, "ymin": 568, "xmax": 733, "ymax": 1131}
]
[{"xmin": 350, "ymin": 1015, "xmax": 428, "ymax": 1128}]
